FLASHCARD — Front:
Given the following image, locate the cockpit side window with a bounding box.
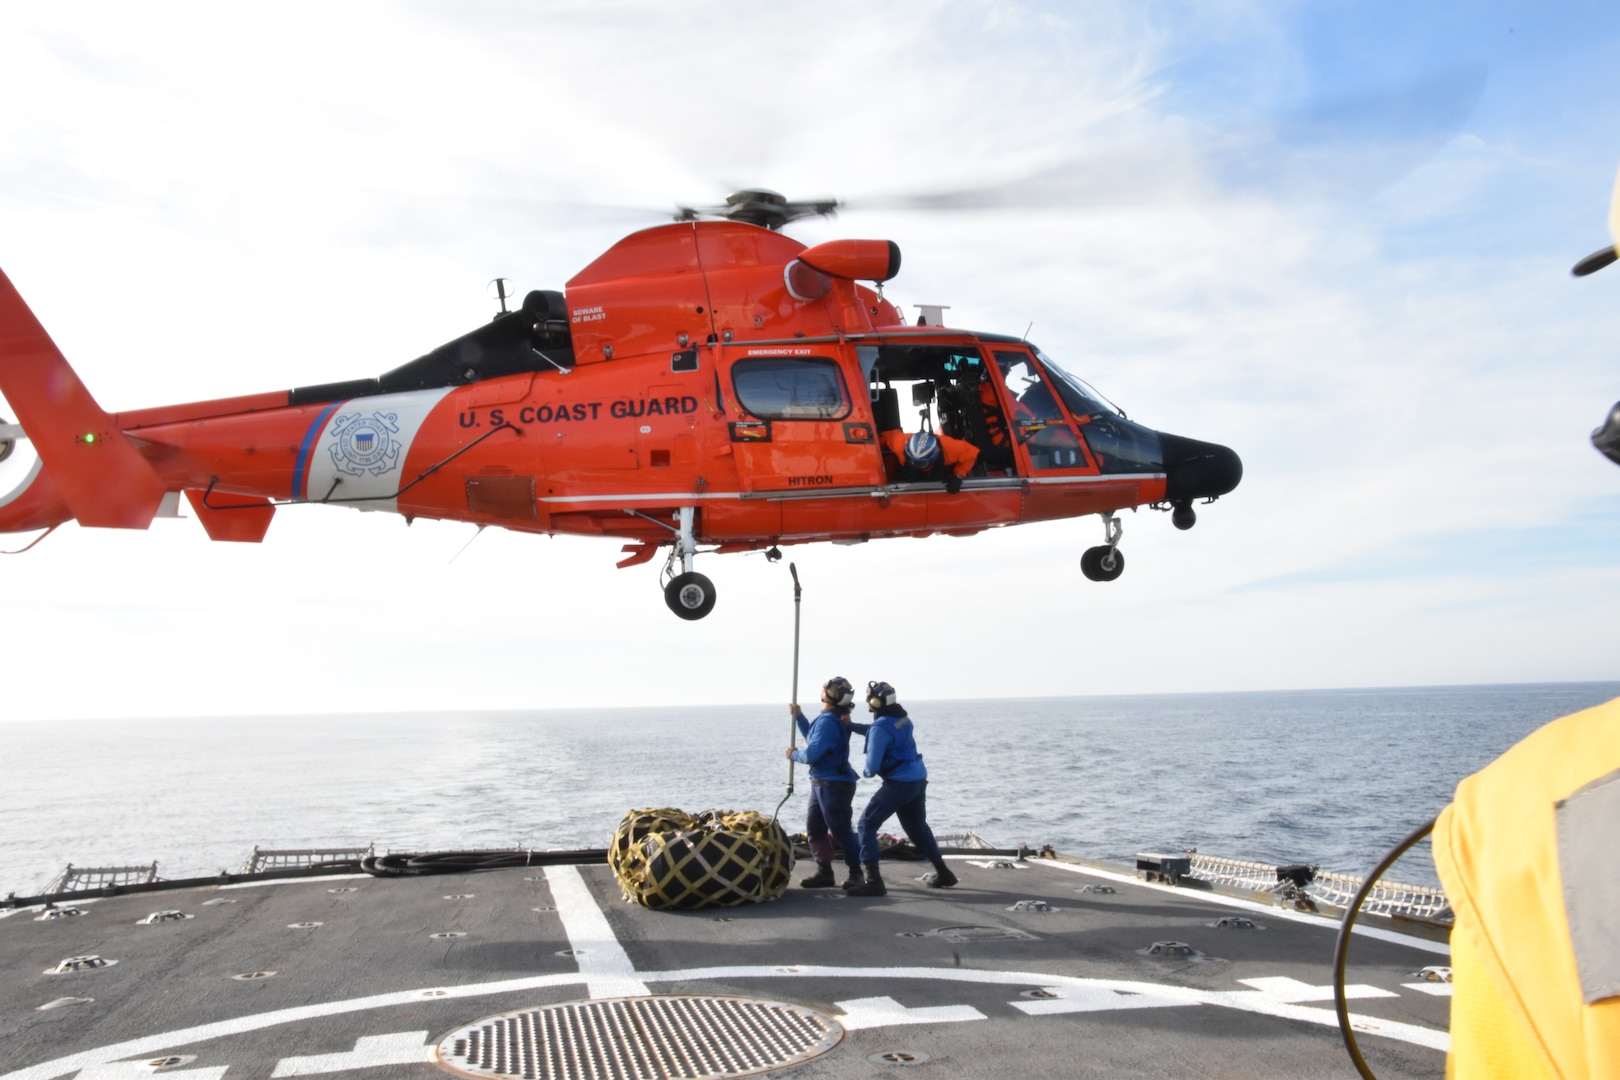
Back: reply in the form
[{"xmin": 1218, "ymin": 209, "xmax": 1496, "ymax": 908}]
[
  {"xmin": 989, "ymin": 349, "xmax": 1088, "ymax": 470},
  {"xmin": 992, "ymin": 352, "xmax": 1064, "ymax": 422},
  {"xmin": 1023, "ymin": 349, "xmax": 1162, "ymax": 473}
]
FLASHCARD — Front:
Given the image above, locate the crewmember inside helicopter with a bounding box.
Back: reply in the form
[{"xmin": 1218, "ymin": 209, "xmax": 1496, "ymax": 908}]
[
  {"xmin": 877, "ymin": 427, "xmax": 979, "ymax": 492},
  {"xmin": 977, "ymin": 379, "xmax": 1012, "ymax": 462},
  {"xmin": 867, "ymin": 347, "xmax": 997, "ymax": 484},
  {"xmin": 927, "ymin": 369, "xmax": 1016, "ymax": 475}
]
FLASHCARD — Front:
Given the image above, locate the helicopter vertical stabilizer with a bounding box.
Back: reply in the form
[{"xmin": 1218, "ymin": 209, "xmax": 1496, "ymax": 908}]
[{"xmin": 0, "ymin": 268, "xmax": 166, "ymax": 528}]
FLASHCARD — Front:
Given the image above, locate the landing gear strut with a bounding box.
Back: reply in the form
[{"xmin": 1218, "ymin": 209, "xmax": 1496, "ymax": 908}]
[
  {"xmin": 1080, "ymin": 512, "xmax": 1125, "ymax": 582},
  {"xmin": 661, "ymin": 506, "xmax": 717, "ymax": 620}
]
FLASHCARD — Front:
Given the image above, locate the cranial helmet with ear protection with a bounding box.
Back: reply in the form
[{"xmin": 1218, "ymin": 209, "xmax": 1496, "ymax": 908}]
[
  {"xmin": 904, "ymin": 432, "xmax": 941, "ymax": 469},
  {"xmin": 866, "ymin": 680, "xmax": 897, "ymax": 710},
  {"xmin": 823, "ymin": 676, "xmax": 855, "ymax": 708}
]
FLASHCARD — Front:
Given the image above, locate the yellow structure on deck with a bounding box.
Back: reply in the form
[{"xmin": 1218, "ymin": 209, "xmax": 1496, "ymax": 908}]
[{"xmin": 1434, "ymin": 696, "xmax": 1620, "ymax": 1079}]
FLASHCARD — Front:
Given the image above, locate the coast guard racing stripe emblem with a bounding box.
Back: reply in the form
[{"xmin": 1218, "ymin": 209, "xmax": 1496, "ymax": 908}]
[{"xmin": 328, "ymin": 411, "xmax": 401, "ymax": 478}]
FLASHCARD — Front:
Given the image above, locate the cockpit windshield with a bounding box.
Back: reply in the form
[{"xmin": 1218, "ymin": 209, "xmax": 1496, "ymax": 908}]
[
  {"xmin": 1032, "ymin": 346, "xmax": 1162, "ymax": 473},
  {"xmin": 1033, "ymin": 347, "xmax": 1121, "ymax": 419}
]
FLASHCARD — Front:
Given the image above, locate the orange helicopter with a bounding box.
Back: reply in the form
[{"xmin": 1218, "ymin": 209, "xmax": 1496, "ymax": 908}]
[{"xmin": 0, "ymin": 190, "xmax": 1241, "ymax": 619}]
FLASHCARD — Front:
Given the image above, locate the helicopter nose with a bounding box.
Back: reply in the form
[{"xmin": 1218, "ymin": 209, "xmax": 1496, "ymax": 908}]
[{"xmin": 1159, "ymin": 432, "xmax": 1243, "ymax": 502}]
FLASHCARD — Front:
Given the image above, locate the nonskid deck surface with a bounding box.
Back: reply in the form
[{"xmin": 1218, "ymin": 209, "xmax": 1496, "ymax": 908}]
[{"xmin": 1, "ymin": 856, "xmax": 1449, "ymax": 1079}]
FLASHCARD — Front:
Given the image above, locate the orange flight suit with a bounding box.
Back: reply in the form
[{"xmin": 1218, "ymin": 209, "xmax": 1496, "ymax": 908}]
[{"xmin": 878, "ymin": 429, "xmax": 979, "ymax": 478}]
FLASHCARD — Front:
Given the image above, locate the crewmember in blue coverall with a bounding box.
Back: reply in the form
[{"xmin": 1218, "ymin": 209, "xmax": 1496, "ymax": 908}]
[
  {"xmin": 846, "ymin": 680, "xmax": 958, "ymax": 897},
  {"xmin": 786, "ymin": 676, "xmax": 867, "ymax": 890}
]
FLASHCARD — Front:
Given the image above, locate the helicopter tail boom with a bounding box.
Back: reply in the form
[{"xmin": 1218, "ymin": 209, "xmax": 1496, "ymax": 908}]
[{"xmin": 0, "ymin": 267, "xmax": 166, "ymax": 529}]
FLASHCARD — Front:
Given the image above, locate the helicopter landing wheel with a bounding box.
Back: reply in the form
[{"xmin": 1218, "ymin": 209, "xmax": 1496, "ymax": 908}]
[
  {"xmin": 1080, "ymin": 545, "xmax": 1124, "ymax": 582},
  {"xmin": 664, "ymin": 571, "xmax": 718, "ymax": 620}
]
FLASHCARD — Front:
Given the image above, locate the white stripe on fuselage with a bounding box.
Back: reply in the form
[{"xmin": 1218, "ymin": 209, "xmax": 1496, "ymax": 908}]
[
  {"xmin": 305, "ymin": 390, "xmax": 452, "ymax": 512},
  {"xmin": 538, "ymin": 473, "xmax": 1157, "ymax": 505},
  {"xmin": 0, "ymin": 456, "xmax": 43, "ymax": 510}
]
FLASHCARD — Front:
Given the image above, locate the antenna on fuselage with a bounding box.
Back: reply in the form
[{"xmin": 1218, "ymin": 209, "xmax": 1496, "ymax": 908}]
[{"xmin": 488, "ymin": 277, "xmax": 513, "ymax": 318}]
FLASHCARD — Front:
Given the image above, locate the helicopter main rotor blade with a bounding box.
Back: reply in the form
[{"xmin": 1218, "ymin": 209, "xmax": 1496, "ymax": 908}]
[
  {"xmin": 846, "ymin": 67, "xmax": 1488, "ymax": 216},
  {"xmin": 1572, "ymin": 246, "xmax": 1618, "ymax": 277}
]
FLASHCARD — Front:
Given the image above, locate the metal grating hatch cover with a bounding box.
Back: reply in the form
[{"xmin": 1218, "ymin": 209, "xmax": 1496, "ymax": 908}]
[
  {"xmin": 435, "ymin": 995, "xmax": 843, "ymax": 1080},
  {"xmin": 931, "ymin": 924, "xmax": 1038, "ymax": 943}
]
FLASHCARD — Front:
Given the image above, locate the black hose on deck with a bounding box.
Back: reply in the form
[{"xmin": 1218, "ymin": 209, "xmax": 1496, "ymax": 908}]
[
  {"xmin": 1333, "ymin": 816, "xmax": 1439, "ymax": 1080},
  {"xmin": 361, "ymin": 849, "xmax": 609, "ymax": 877}
]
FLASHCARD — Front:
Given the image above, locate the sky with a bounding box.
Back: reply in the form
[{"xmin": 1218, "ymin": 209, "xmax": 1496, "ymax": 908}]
[{"xmin": 0, "ymin": 0, "xmax": 1617, "ymax": 720}]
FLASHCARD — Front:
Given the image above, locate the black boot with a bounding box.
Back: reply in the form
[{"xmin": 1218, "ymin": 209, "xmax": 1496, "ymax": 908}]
[
  {"xmin": 800, "ymin": 861, "xmax": 837, "ymax": 888},
  {"xmin": 846, "ymin": 861, "xmax": 886, "ymax": 897},
  {"xmin": 840, "ymin": 864, "xmax": 864, "ymax": 890},
  {"xmin": 923, "ymin": 859, "xmax": 958, "ymax": 888}
]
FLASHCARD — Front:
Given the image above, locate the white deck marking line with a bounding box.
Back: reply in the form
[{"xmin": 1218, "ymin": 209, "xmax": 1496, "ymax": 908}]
[
  {"xmin": 1010, "ymin": 984, "xmax": 1189, "ymax": 1015},
  {"xmin": 72, "ymin": 1066, "xmax": 226, "ymax": 1080},
  {"xmin": 656, "ymin": 965, "xmax": 1449, "ymax": 1053},
  {"xmin": 218, "ymin": 875, "xmax": 370, "ymax": 890},
  {"xmin": 834, "ymin": 996, "xmax": 985, "ymax": 1030},
  {"xmin": 5, "ymin": 962, "xmax": 1446, "ymax": 1080},
  {"xmin": 1, "ymin": 974, "xmax": 587, "ymax": 1080},
  {"xmin": 542, "ymin": 865, "xmax": 649, "ymax": 998},
  {"xmin": 1208, "ymin": 986, "xmax": 1449, "ymax": 1053},
  {"xmin": 1403, "ymin": 981, "xmax": 1455, "ymax": 996},
  {"xmin": 1031, "ymin": 859, "xmax": 1452, "ymax": 956},
  {"xmin": 270, "ymin": 1032, "xmax": 433, "ymax": 1077},
  {"xmin": 1238, "ymin": 976, "xmax": 1397, "ymax": 1003}
]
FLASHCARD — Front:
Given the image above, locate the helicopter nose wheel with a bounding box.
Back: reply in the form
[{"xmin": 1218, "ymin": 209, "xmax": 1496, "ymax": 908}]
[
  {"xmin": 665, "ymin": 572, "xmax": 717, "ymax": 620},
  {"xmin": 1080, "ymin": 545, "xmax": 1124, "ymax": 582},
  {"xmin": 1080, "ymin": 511, "xmax": 1125, "ymax": 582}
]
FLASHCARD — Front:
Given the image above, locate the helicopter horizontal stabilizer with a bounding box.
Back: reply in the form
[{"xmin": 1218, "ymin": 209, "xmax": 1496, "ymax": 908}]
[
  {"xmin": 184, "ymin": 490, "xmax": 275, "ymax": 543},
  {"xmin": 0, "ymin": 268, "xmax": 166, "ymax": 529}
]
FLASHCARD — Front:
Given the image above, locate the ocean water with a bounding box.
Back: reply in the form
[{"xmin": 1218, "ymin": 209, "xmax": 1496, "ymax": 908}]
[{"xmin": 2, "ymin": 682, "xmax": 1616, "ymax": 897}]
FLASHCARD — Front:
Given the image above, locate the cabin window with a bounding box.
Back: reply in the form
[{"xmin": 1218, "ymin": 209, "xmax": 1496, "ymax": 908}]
[{"xmin": 731, "ymin": 357, "xmax": 850, "ymax": 421}]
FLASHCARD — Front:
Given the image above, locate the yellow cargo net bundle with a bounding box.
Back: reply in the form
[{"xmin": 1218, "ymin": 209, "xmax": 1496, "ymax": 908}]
[{"xmin": 610, "ymin": 808, "xmax": 794, "ymax": 910}]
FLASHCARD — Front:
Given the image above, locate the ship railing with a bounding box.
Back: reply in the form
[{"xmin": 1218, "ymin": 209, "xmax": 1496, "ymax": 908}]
[
  {"xmin": 1186, "ymin": 853, "xmax": 1451, "ymax": 922},
  {"xmin": 934, "ymin": 830, "xmax": 997, "ymax": 850},
  {"xmin": 45, "ymin": 862, "xmax": 160, "ymax": 895},
  {"xmin": 240, "ymin": 845, "xmax": 376, "ymax": 874},
  {"xmin": 1307, "ymin": 869, "xmax": 1452, "ymax": 921}
]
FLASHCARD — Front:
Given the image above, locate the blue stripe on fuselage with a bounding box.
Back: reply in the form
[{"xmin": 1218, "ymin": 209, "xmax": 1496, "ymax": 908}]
[{"xmin": 291, "ymin": 402, "xmax": 344, "ymax": 500}]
